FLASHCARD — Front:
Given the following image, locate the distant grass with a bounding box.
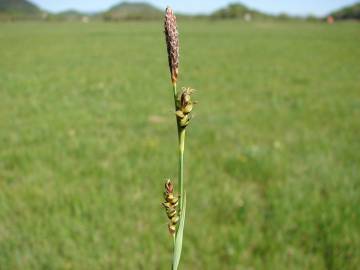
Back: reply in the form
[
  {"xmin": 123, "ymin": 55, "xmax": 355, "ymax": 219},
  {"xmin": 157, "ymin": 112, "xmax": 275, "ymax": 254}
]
[{"xmin": 0, "ymin": 21, "xmax": 360, "ymax": 269}]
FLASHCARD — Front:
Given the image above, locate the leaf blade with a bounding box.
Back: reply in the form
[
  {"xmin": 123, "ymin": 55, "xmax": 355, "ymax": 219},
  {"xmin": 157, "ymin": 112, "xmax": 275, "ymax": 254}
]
[{"xmin": 172, "ymin": 192, "xmax": 186, "ymax": 270}]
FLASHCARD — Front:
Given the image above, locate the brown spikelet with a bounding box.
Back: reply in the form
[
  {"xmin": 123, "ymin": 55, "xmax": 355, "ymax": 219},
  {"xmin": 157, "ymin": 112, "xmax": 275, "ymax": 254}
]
[
  {"xmin": 162, "ymin": 179, "xmax": 179, "ymax": 236},
  {"xmin": 165, "ymin": 179, "xmax": 174, "ymax": 194},
  {"xmin": 164, "ymin": 6, "xmax": 179, "ymax": 84}
]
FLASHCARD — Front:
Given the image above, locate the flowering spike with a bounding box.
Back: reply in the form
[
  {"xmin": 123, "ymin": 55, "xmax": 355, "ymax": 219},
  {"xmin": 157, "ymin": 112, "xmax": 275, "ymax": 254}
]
[
  {"xmin": 164, "ymin": 6, "xmax": 179, "ymax": 84},
  {"xmin": 162, "ymin": 179, "xmax": 179, "ymax": 236},
  {"xmin": 175, "ymin": 87, "xmax": 195, "ymax": 128}
]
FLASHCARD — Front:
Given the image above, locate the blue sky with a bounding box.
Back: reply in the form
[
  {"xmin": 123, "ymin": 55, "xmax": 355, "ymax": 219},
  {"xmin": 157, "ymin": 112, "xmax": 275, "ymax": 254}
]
[{"xmin": 30, "ymin": 0, "xmax": 359, "ymax": 16}]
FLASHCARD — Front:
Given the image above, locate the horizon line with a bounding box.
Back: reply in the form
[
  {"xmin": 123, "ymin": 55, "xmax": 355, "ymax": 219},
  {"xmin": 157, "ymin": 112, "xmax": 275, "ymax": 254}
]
[{"xmin": 29, "ymin": 0, "xmax": 357, "ymax": 17}]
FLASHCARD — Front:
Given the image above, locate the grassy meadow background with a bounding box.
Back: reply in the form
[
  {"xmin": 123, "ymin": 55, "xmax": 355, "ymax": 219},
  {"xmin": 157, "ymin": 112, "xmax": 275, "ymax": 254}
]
[{"xmin": 0, "ymin": 20, "xmax": 360, "ymax": 269}]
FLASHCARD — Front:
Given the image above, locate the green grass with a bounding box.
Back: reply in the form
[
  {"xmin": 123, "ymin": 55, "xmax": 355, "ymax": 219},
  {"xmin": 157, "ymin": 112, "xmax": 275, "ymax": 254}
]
[{"xmin": 0, "ymin": 20, "xmax": 359, "ymax": 269}]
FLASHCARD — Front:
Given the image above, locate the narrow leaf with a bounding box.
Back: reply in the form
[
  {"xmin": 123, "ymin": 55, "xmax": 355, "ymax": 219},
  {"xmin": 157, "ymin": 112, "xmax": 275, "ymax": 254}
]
[{"xmin": 172, "ymin": 192, "xmax": 186, "ymax": 270}]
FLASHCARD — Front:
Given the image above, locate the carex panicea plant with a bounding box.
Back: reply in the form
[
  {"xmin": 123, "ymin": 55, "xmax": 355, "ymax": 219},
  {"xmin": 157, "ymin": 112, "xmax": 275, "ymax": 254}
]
[{"xmin": 162, "ymin": 6, "xmax": 196, "ymax": 270}]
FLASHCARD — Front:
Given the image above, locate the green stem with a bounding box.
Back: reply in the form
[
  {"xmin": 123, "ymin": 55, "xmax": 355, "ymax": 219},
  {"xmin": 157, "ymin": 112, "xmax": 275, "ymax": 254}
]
[
  {"xmin": 172, "ymin": 83, "xmax": 185, "ymax": 214},
  {"xmin": 178, "ymin": 128, "xmax": 185, "ymax": 213},
  {"xmin": 171, "ymin": 83, "xmax": 186, "ymax": 270},
  {"xmin": 172, "ymin": 83, "xmax": 177, "ymax": 105}
]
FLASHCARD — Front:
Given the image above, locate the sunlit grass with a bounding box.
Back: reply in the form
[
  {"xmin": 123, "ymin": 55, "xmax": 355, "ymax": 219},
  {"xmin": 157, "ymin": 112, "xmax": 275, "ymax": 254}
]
[{"xmin": 0, "ymin": 21, "xmax": 359, "ymax": 269}]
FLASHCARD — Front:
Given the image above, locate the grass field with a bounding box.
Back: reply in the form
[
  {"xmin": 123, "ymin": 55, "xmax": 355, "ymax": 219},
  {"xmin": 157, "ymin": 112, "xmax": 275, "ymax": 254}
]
[{"xmin": 0, "ymin": 20, "xmax": 360, "ymax": 269}]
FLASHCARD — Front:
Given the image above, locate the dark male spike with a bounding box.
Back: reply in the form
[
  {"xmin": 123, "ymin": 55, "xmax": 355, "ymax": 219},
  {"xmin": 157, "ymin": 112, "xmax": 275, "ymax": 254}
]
[{"xmin": 164, "ymin": 6, "xmax": 179, "ymax": 85}]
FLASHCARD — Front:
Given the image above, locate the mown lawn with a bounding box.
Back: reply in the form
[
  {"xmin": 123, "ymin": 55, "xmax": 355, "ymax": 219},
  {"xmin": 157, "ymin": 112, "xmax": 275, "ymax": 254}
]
[{"xmin": 0, "ymin": 20, "xmax": 359, "ymax": 269}]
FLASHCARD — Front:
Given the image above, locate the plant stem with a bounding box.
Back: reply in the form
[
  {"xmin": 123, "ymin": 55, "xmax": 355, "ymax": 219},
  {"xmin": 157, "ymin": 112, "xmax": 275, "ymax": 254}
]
[
  {"xmin": 178, "ymin": 128, "xmax": 185, "ymax": 213},
  {"xmin": 172, "ymin": 83, "xmax": 177, "ymax": 105},
  {"xmin": 171, "ymin": 83, "xmax": 186, "ymax": 270},
  {"xmin": 172, "ymin": 83, "xmax": 185, "ymax": 214}
]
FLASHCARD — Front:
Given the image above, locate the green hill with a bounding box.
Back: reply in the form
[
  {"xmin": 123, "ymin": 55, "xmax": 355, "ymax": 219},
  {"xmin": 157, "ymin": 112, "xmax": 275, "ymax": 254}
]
[
  {"xmin": 211, "ymin": 3, "xmax": 270, "ymax": 20},
  {"xmin": 0, "ymin": 0, "xmax": 42, "ymax": 20},
  {"xmin": 0, "ymin": 0, "xmax": 41, "ymax": 15},
  {"xmin": 57, "ymin": 9, "xmax": 83, "ymax": 17},
  {"xmin": 103, "ymin": 2, "xmax": 162, "ymax": 21},
  {"xmin": 330, "ymin": 2, "xmax": 360, "ymax": 20},
  {"xmin": 53, "ymin": 9, "xmax": 87, "ymax": 21}
]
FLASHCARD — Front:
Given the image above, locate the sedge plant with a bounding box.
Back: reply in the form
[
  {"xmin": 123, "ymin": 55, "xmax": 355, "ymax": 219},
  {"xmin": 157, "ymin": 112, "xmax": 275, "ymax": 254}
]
[{"xmin": 162, "ymin": 6, "xmax": 196, "ymax": 270}]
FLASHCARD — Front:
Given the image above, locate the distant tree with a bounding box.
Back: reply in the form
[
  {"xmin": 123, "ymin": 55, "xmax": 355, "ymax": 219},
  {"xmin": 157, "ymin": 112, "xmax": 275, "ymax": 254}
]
[{"xmin": 330, "ymin": 2, "xmax": 360, "ymax": 20}]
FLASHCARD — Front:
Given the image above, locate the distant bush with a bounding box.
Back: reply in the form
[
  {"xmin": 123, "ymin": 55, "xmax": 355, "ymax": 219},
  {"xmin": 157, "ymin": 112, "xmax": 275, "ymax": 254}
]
[{"xmin": 331, "ymin": 3, "xmax": 360, "ymax": 20}]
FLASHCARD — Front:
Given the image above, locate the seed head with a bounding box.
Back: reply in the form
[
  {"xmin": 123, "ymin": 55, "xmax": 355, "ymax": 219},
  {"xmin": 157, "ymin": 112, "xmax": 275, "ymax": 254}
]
[
  {"xmin": 175, "ymin": 87, "xmax": 196, "ymax": 128},
  {"xmin": 162, "ymin": 179, "xmax": 179, "ymax": 236},
  {"xmin": 165, "ymin": 179, "xmax": 174, "ymax": 194},
  {"xmin": 164, "ymin": 7, "xmax": 179, "ymax": 84}
]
